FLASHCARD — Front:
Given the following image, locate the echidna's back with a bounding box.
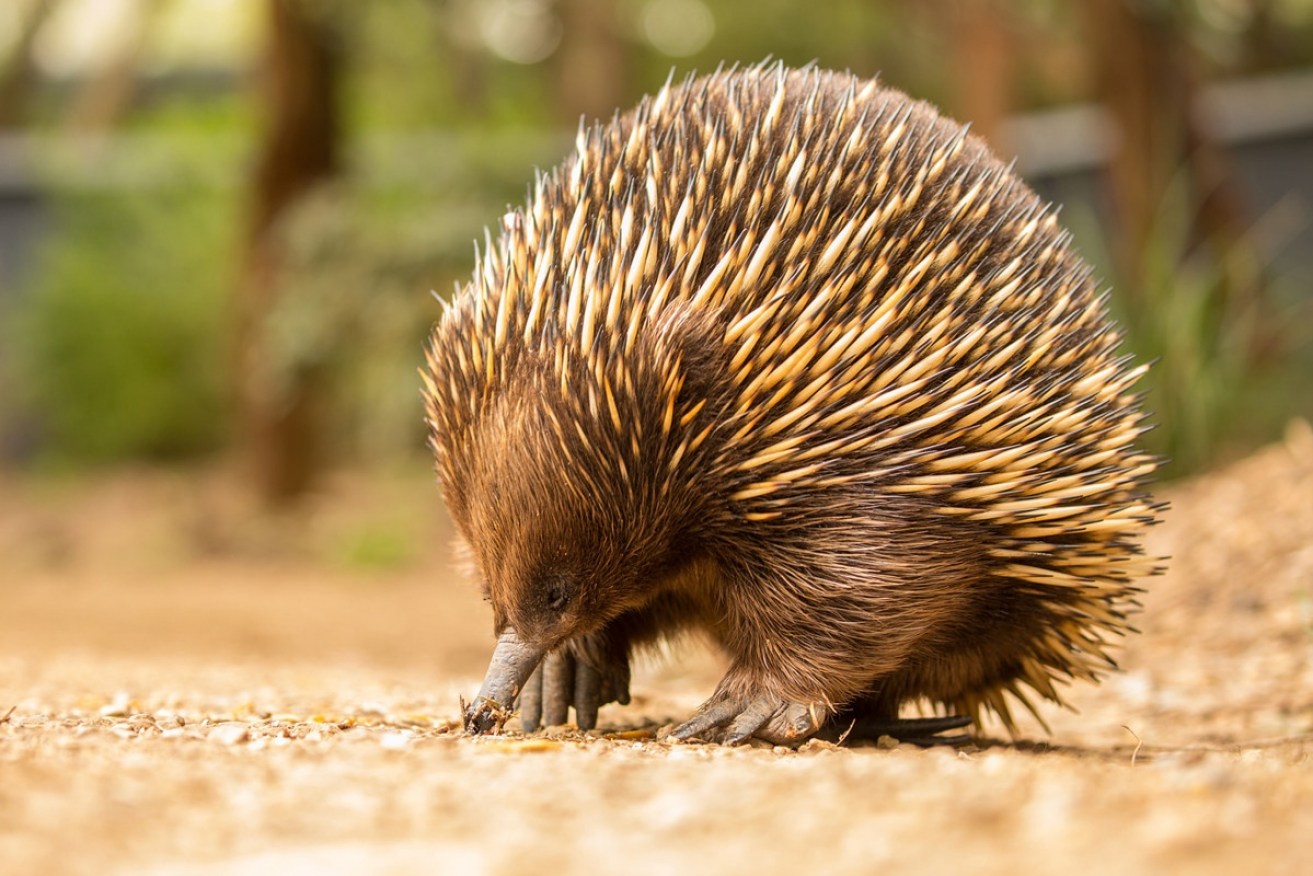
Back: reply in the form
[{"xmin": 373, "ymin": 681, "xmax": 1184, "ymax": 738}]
[
  {"xmin": 577, "ymin": 67, "xmax": 1150, "ymax": 515},
  {"xmin": 445, "ymin": 62, "xmax": 1156, "ymax": 531}
]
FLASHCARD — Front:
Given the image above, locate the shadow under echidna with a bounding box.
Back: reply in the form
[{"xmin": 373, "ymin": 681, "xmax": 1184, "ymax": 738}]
[{"xmin": 423, "ymin": 61, "xmax": 1165, "ymax": 747}]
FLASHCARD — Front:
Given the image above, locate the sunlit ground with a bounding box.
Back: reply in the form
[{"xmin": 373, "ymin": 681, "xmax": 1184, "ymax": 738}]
[{"xmin": 2, "ymin": 425, "xmax": 1312, "ymax": 875}]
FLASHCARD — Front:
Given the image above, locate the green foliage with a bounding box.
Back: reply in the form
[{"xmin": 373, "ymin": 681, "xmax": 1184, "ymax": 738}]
[
  {"xmin": 257, "ymin": 183, "xmax": 455, "ymax": 465},
  {"xmin": 1086, "ymin": 173, "xmax": 1304, "ymax": 478},
  {"xmin": 1122, "ymin": 247, "xmax": 1253, "ymax": 477},
  {"xmin": 335, "ymin": 521, "xmax": 417, "ymax": 572},
  {"xmin": 7, "ymin": 183, "xmax": 234, "ymax": 464}
]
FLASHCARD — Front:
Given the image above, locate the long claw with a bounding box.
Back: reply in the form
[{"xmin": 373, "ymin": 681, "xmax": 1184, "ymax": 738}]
[
  {"xmin": 723, "ymin": 699, "xmax": 778, "ymax": 745},
  {"xmin": 897, "ymin": 734, "xmax": 973, "ymax": 748},
  {"xmin": 519, "ymin": 663, "xmax": 544, "ymax": 732},
  {"xmin": 671, "ymin": 697, "xmax": 743, "ymax": 741},
  {"xmin": 574, "ymin": 659, "xmax": 602, "ymax": 731},
  {"xmin": 542, "ymin": 651, "xmax": 573, "ymax": 727}
]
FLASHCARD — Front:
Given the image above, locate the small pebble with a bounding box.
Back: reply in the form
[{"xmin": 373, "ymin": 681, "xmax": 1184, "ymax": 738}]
[
  {"xmin": 209, "ymin": 723, "xmax": 250, "ymax": 746},
  {"xmin": 99, "ymin": 692, "xmax": 134, "ymax": 718},
  {"xmin": 800, "ymin": 738, "xmax": 839, "ymax": 752},
  {"xmin": 380, "ymin": 732, "xmax": 413, "ymax": 751}
]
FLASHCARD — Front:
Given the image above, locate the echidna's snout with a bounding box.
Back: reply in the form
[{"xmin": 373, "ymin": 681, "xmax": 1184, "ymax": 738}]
[{"xmin": 465, "ymin": 628, "xmax": 546, "ymax": 734}]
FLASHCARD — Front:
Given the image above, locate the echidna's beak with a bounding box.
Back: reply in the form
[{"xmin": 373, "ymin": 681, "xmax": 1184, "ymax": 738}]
[{"xmin": 464, "ymin": 628, "xmax": 546, "ymax": 734}]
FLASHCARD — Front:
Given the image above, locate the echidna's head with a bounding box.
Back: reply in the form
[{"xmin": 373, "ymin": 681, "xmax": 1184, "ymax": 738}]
[
  {"xmin": 441, "ymin": 397, "xmax": 650, "ymax": 647},
  {"xmin": 424, "ymin": 298, "xmax": 722, "ymax": 649}
]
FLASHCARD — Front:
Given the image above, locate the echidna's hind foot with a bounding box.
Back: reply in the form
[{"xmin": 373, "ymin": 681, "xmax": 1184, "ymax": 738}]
[
  {"xmin": 831, "ymin": 713, "xmax": 974, "ymax": 747},
  {"xmin": 669, "ymin": 692, "xmax": 826, "ymax": 746}
]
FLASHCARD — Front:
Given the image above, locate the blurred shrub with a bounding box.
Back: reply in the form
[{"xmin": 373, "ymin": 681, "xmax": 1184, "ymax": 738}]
[
  {"xmin": 1119, "ymin": 239, "xmax": 1252, "ymax": 477},
  {"xmin": 335, "ymin": 521, "xmax": 417, "ymax": 572},
  {"xmin": 0, "ymin": 119, "xmax": 564, "ymax": 470},
  {"xmin": 1090, "ymin": 174, "xmax": 1308, "ymax": 477},
  {"xmin": 5, "ymin": 182, "xmax": 234, "ymax": 464},
  {"xmin": 257, "ymin": 183, "xmax": 461, "ymax": 466},
  {"xmin": 257, "ymin": 129, "xmax": 568, "ymax": 466}
]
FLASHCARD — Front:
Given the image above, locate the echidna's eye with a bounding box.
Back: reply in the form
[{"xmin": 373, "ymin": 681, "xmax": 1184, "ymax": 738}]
[
  {"xmin": 546, "ymin": 585, "xmax": 570, "ymax": 612},
  {"xmin": 533, "ymin": 571, "xmax": 577, "ymax": 622}
]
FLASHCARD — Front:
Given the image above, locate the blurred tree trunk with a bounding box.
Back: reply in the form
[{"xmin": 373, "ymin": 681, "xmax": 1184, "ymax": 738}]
[
  {"xmin": 1083, "ymin": 0, "xmax": 1188, "ymax": 288},
  {"xmin": 447, "ymin": 49, "xmax": 488, "ymax": 116},
  {"xmin": 0, "ymin": 0, "xmax": 59, "ymax": 128},
  {"xmin": 554, "ymin": 0, "xmax": 626, "ymax": 124},
  {"xmin": 1242, "ymin": 0, "xmax": 1299, "ymax": 72},
  {"xmin": 66, "ymin": 0, "xmax": 171, "ymax": 136},
  {"xmin": 1082, "ymin": 0, "xmax": 1263, "ymax": 333},
  {"xmin": 437, "ymin": 0, "xmax": 488, "ymax": 116},
  {"xmin": 236, "ymin": 0, "xmax": 342, "ymax": 506},
  {"xmin": 935, "ymin": 0, "xmax": 1015, "ymax": 154}
]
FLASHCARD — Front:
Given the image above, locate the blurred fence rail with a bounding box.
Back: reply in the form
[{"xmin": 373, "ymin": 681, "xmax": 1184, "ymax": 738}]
[{"xmin": 1005, "ymin": 68, "xmax": 1313, "ymax": 177}]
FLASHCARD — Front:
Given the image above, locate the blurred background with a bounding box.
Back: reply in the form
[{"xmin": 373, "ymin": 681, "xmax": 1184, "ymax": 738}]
[{"xmin": 0, "ymin": 0, "xmax": 1310, "ymax": 503}]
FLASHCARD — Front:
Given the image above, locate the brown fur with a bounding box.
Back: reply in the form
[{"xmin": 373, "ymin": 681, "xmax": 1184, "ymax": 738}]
[{"xmin": 423, "ymin": 63, "xmax": 1162, "ymax": 734}]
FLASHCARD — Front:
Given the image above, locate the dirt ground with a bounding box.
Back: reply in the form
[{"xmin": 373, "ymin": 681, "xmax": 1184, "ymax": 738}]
[{"xmin": 2, "ymin": 423, "xmax": 1312, "ymax": 876}]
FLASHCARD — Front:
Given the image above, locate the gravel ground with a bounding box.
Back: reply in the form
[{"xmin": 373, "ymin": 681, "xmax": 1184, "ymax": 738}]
[{"xmin": 2, "ymin": 423, "xmax": 1311, "ymax": 876}]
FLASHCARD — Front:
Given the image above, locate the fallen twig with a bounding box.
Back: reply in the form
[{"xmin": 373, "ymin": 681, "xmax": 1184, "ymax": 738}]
[{"xmin": 1121, "ymin": 725, "xmax": 1143, "ymax": 766}]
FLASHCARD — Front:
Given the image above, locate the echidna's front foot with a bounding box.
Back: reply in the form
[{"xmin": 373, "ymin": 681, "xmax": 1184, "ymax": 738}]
[
  {"xmin": 518, "ymin": 641, "xmax": 630, "ymax": 732},
  {"xmin": 463, "ymin": 628, "xmax": 630, "ymax": 735},
  {"xmin": 671, "ymin": 693, "xmax": 826, "ymax": 746}
]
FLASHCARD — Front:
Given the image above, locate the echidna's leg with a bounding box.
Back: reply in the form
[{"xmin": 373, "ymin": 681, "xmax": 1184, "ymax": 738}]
[{"xmin": 539, "ymin": 650, "xmax": 574, "ymax": 727}]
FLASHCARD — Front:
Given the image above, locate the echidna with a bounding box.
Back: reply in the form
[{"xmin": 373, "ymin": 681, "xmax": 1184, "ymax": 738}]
[{"xmin": 423, "ymin": 63, "xmax": 1162, "ymax": 745}]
